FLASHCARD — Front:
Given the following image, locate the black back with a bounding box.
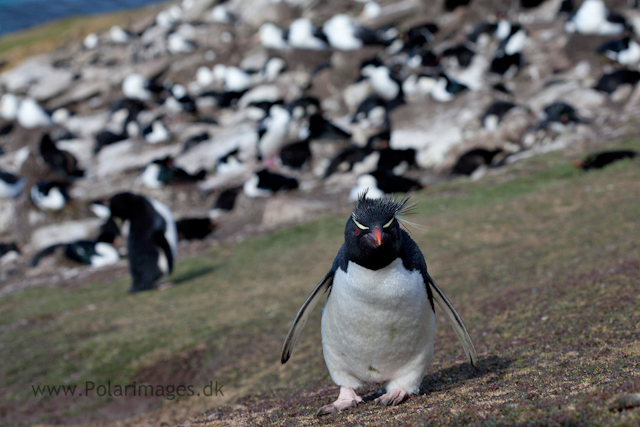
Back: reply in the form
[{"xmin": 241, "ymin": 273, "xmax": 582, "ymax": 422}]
[
  {"xmin": 280, "ymin": 140, "xmax": 311, "ymax": 169},
  {"xmin": 214, "ymin": 187, "xmax": 241, "ymax": 211},
  {"xmin": 579, "ymin": 150, "xmax": 637, "ymax": 170},
  {"xmin": 452, "ymin": 148, "xmax": 503, "ymax": 176},
  {"xmin": 109, "ymin": 192, "xmax": 172, "ymax": 292},
  {"xmin": 594, "ymin": 69, "xmax": 640, "ymax": 94},
  {"xmin": 256, "ymin": 169, "xmax": 298, "ymax": 192},
  {"xmin": 176, "ymin": 218, "xmax": 216, "ymax": 240}
]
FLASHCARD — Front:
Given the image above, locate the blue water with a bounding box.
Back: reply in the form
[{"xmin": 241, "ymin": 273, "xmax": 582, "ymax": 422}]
[{"xmin": 0, "ymin": 0, "xmax": 169, "ymax": 37}]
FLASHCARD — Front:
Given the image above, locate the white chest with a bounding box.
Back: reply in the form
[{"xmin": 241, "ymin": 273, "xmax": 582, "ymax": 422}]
[{"xmin": 321, "ymin": 258, "xmax": 434, "ymax": 384}]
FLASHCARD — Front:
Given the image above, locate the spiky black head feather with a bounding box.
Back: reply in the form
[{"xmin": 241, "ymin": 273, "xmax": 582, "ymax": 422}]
[
  {"xmin": 351, "ymin": 190, "xmax": 411, "ymax": 225},
  {"xmin": 344, "ymin": 191, "xmax": 412, "ymax": 270}
]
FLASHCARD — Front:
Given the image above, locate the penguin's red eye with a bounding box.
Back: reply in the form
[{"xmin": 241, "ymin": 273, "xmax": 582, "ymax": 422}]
[{"xmin": 354, "ymin": 230, "xmax": 360, "ymax": 236}]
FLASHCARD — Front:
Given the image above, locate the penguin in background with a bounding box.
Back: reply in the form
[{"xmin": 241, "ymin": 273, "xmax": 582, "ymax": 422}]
[
  {"xmin": 281, "ymin": 193, "xmax": 478, "ymax": 415},
  {"xmin": 30, "ymin": 218, "xmax": 121, "ymax": 268},
  {"xmin": 39, "ymin": 133, "xmax": 84, "ymax": 178},
  {"xmin": 108, "ymin": 192, "xmax": 177, "ymax": 293}
]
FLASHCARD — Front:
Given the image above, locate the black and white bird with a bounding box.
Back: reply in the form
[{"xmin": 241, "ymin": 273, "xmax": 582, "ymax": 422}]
[
  {"xmin": 142, "ymin": 118, "xmax": 170, "ymax": 144},
  {"xmin": 0, "ymin": 242, "xmax": 20, "ymax": 262},
  {"xmin": 182, "ymin": 132, "xmax": 210, "ymax": 152},
  {"xmin": 564, "ymin": 0, "xmax": 629, "ymax": 35},
  {"xmin": 39, "ymin": 133, "xmax": 84, "ymax": 178},
  {"xmin": 16, "ymin": 98, "xmax": 52, "ymax": 129},
  {"xmin": 0, "ymin": 170, "xmax": 26, "ymax": 199},
  {"xmin": 574, "ymin": 150, "xmax": 637, "ymax": 170},
  {"xmin": 258, "ymin": 23, "xmax": 290, "ymax": 50},
  {"xmin": 322, "ymin": 14, "xmax": 393, "ymax": 51},
  {"xmin": 257, "ymin": 104, "xmax": 291, "ymax": 164},
  {"xmin": 288, "ymin": 18, "xmax": 328, "ymax": 50},
  {"xmin": 122, "ymin": 73, "xmax": 165, "ymax": 101},
  {"xmin": 482, "ymin": 101, "xmax": 517, "ymax": 130},
  {"xmin": 441, "ymin": 44, "xmax": 475, "ymax": 68},
  {"xmin": 303, "ymin": 113, "xmax": 352, "ymax": 141},
  {"xmin": 108, "ymin": 192, "xmax": 177, "ymax": 293},
  {"xmin": 280, "ymin": 194, "xmax": 478, "ymax": 415},
  {"xmin": 490, "ymin": 25, "xmax": 526, "ymax": 76},
  {"xmin": 30, "ymin": 181, "xmax": 70, "ymax": 211},
  {"xmin": 280, "ymin": 140, "xmax": 312, "ymax": 169},
  {"xmin": 538, "ymin": 102, "xmax": 586, "ymax": 128},
  {"xmin": 597, "ymin": 37, "xmax": 640, "ymax": 65},
  {"xmin": 176, "ymin": 218, "xmax": 218, "ymax": 240},
  {"xmin": 351, "ymin": 97, "xmax": 388, "ymax": 128},
  {"xmin": 594, "ymin": 69, "xmax": 640, "ymax": 94},
  {"xmin": 400, "ymin": 23, "xmax": 438, "ymax": 52},
  {"xmin": 31, "ymin": 218, "xmax": 120, "ymax": 268},
  {"xmin": 243, "ymin": 169, "xmax": 298, "ymax": 197},
  {"xmin": 451, "ymin": 148, "xmax": 504, "ymax": 176},
  {"xmin": 212, "ymin": 187, "xmax": 241, "ymax": 212},
  {"xmin": 360, "ymin": 62, "xmax": 403, "ymax": 106},
  {"xmin": 369, "ymin": 169, "xmax": 422, "ymax": 194},
  {"xmin": 286, "ymin": 97, "xmax": 318, "ymax": 121},
  {"xmin": 141, "ymin": 156, "xmax": 206, "ymax": 188}
]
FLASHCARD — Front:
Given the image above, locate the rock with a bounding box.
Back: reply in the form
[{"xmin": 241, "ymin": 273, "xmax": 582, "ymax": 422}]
[
  {"xmin": 30, "ymin": 218, "xmax": 103, "ymax": 250},
  {"xmin": 0, "ymin": 200, "xmax": 17, "ymax": 234},
  {"xmin": 608, "ymin": 393, "xmax": 640, "ymax": 412},
  {"xmin": 65, "ymin": 113, "xmax": 110, "ymax": 138},
  {"xmin": 27, "ymin": 67, "xmax": 75, "ymax": 101},
  {"xmin": 261, "ymin": 196, "xmax": 325, "ymax": 228},
  {"xmin": 175, "ymin": 125, "xmax": 257, "ymax": 174},
  {"xmin": 238, "ymin": 85, "xmax": 282, "ymax": 108},
  {"xmin": 95, "ymin": 140, "xmax": 182, "ymax": 177},
  {"xmin": 0, "ymin": 58, "xmax": 51, "ymax": 93},
  {"xmin": 182, "ymin": 0, "xmax": 216, "ymax": 21}
]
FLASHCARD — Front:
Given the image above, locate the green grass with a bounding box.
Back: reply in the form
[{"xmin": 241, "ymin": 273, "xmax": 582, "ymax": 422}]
[{"xmin": 1, "ymin": 141, "xmax": 639, "ymax": 426}]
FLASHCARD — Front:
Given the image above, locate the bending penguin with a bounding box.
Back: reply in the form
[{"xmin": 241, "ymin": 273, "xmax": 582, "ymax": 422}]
[
  {"xmin": 281, "ymin": 192, "xmax": 478, "ymax": 415},
  {"xmin": 108, "ymin": 192, "xmax": 177, "ymax": 293}
]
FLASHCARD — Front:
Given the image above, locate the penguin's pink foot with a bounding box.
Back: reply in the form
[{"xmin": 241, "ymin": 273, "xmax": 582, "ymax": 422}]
[
  {"xmin": 374, "ymin": 388, "xmax": 408, "ymax": 406},
  {"xmin": 316, "ymin": 387, "xmax": 362, "ymax": 417}
]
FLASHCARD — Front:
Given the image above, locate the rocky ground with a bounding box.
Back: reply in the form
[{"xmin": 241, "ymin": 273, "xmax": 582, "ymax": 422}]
[{"xmin": 2, "ymin": 0, "xmax": 640, "ymax": 284}]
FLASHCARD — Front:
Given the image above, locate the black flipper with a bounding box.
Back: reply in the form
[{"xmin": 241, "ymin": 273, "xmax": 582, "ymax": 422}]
[
  {"xmin": 281, "ymin": 270, "xmax": 334, "ymax": 364},
  {"xmin": 31, "ymin": 244, "xmax": 63, "ymax": 267},
  {"xmin": 427, "ymin": 274, "xmax": 479, "ymax": 368},
  {"xmin": 400, "ymin": 230, "xmax": 478, "ymax": 368}
]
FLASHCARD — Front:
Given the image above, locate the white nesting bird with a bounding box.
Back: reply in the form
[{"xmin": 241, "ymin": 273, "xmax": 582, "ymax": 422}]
[
  {"xmin": 288, "ymin": 18, "xmax": 327, "ymax": 50},
  {"xmin": 167, "ymin": 32, "xmax": 196, "ymax": 54},
  {"xmin": 110, "ymin": 25, "xmax": 131, "ymax": 44},
  {"xmin": 143, "ymin": 119, "xmax": 170, "ymax": 144},
  {"xmin": 196, "ymin": 66, "xmax": 214, "ymax": 87},
  {"xmin": 83, "ymin": 33, "xmax": 99, "ymax": 49},
  {"xmin": 348, "ymin": 174, "xmax": 384, "ymax": 201},
  {"xmin": 361, "ymin": 64, "xmax": 400, "ymax": 102},
  {"xmin": 122, "ymin": 74, "xmax": 152, "ymax": 100},
  {"xmin": 211, "ymin": 4, "xmax": 232, "ymax": 23},
  {"xmin": 213, "ymin": 65, "xmax": 254, "ymax": 92},
  {"xmin": 257, "ymin": 104, "xmax": 291, "ymax": 161},
  {"xmin": 258, "ymin": 23, "xmax": 289, "ymax": 50},
  {"xmin": 564, "ymin": 0, "xmax": 627, "ymax": 35},
  {"xmin": 17, "ymin": 98, "xmax": 52, "ymax": 129},
  {"xmin": 156, "ymin": 5, "xmax": 183, "ymax": 29},
  {"xmin": 0, "ymin": 93, "xmax": 19, "ymax": 121}
]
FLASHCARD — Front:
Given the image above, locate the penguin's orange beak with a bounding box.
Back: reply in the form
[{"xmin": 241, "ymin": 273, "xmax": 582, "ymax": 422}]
[{"xmin": 366, "ymin": 227, "xmax": 383, "ymax": 247}]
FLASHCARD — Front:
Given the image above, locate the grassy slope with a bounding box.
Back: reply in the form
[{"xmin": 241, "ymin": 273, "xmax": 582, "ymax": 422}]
[{"xmin": 0, "ymin": 141, "xmax": 639, "ymax": 426}]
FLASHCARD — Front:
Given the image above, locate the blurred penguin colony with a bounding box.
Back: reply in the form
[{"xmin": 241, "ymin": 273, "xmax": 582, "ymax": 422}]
[{"xmin": 0, "ymin": 0, "xmax": 638, "ymax": 290}]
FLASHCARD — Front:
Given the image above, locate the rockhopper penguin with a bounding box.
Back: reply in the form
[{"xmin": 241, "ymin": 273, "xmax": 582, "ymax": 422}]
[
  {"xmin": 108, "ymin": 192, "xmax": 177, "ymax": 293},
  {"xmin": 281, "ymin": 193, "xmax": 478, "ymax": 416}
]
